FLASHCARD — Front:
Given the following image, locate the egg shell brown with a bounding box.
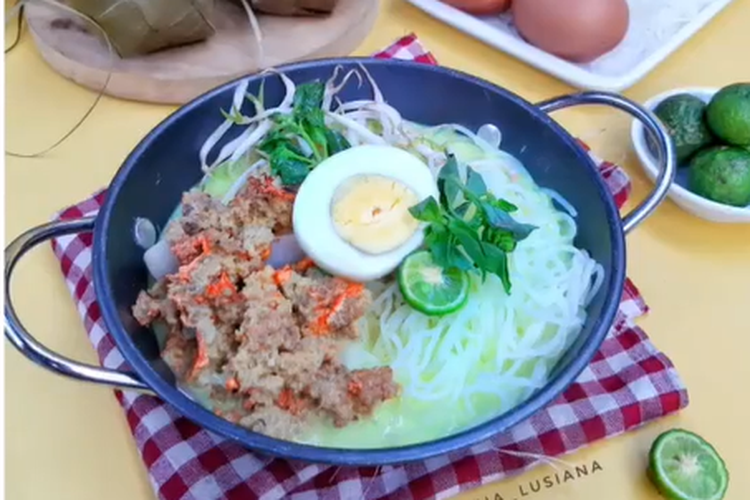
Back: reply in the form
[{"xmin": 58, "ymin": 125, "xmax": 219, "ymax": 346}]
[{"xmin": 512, "ymin": 0, "xmax": 630, "ymax": 63}]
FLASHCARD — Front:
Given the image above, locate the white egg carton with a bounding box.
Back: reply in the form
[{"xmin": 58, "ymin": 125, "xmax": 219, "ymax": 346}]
[{"xmin": 404, "ymin": 0, "xmax": 735, "ymax": 92}]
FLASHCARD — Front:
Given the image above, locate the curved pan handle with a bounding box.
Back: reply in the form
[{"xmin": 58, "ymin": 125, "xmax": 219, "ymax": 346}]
[
  {"xmin": 5, "ymin": 217, "xmax": 154, "ymax": 393},
  {"xmin": 537, "ymin": 91, "xmax": 677, "ymax": 234}
]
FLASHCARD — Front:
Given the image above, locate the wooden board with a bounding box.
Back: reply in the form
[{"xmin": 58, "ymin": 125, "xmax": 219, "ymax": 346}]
[{"xmin": 24, "ymin": 0, "xmax": 379, "ymax": 104}]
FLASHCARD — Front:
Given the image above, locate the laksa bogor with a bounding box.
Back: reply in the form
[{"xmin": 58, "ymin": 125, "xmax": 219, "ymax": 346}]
[{"xmin": 132, "ymin": 66, "xmax": 604, "ymax": 448}]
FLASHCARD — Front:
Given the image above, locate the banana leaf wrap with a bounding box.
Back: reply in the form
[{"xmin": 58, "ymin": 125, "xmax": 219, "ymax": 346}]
[{"xmin": 67, "ymin": 0, "xmax": 216, "ymax": 58}]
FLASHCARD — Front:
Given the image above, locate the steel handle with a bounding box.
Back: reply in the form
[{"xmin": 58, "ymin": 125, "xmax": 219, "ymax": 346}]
[
  {"xmin": 4, "ymin": 217, "xmax": 153, "ymax": 393},
  {"xmin": 537, "ymin": 91, "xmax": 677, "ymax": 234}
]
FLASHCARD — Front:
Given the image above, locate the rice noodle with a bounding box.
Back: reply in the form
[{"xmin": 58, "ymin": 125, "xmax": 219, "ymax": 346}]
[
  {"xmin": 188, "ymin": 68, "xmax": 606, "ymax": 449},
  {"xmin": 304, "ymin": 125, "xmax": 604, "ymax": 449}
]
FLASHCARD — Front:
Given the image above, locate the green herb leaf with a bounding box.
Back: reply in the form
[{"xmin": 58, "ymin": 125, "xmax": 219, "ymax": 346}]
[
  {"xmin": 409, "ymin": 197, "xmax": 444, "ymax": 224},
  {"xmin": 486, "ymin": 193, "xmax": 519, "ymax": 213},
  {"xmin": 465, "ymin": 166, "xmax": 487, "ymax": 197},
  {"xmin": 302, "ymin": 122, "xmax": 328, "ymax": 158},
  {"xmin": 448, "ymin": 218, "xmax": 486, "ymax": 269},
  {"xmin": 480, "ymin": 201, "xmax": 537, "ymax": 241},
  {"xmin": 488, "ymin": 229, "xmax": 517, "ymax": 253},
  {"xmin": 409, "ymin": 153, "xmax": 538, "ymax": 295},
  {"xmin": 437, "ymin": 155, "xmax": 462, "ymax": 209},
  {"xmin": 453, "ymin": 201, "xmax": 473, "ymax": 219},
  {"xmin": 257, "ymin": 81, "xmax": 353, "ymax": 187},
  {"xmin": 481, "ymin": 243, "xmax": 512, "ymax": 293},
  {"xmin": 271, "ymin": 155, "xmax": 310, "ymax": 186},
  {"xmin": 267, "ymin": 145, "xmax": 314, "ymax": 186},
  {"xmin": 424, "ymin": 226, "xmax": 451, "ymax": 267},
  {"xmin": 324, "ymin": 129, "xmax": 351, "ymax": 156},
  {"xmin": 293, "ymin": 82, "xmax": 325, "ymax": 118},
  {"xmin": 445, "ymin": 241, "xmax": 474, "ymax": 272}
]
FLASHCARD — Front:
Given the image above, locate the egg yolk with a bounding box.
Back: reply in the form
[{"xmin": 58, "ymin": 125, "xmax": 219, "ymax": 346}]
[{"xmin": 331, "ymin": 174, "xmax": 420, "ymax": 255}]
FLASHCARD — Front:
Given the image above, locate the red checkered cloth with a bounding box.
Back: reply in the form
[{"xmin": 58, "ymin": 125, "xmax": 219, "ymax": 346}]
[{"xmin": 50, "ymin": 34, "xmax": 687, "ymax": 500}]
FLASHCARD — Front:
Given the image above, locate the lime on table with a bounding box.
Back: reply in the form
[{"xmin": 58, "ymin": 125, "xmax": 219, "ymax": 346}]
[
  {"xmin": 397, "ymin": 251, "xmax": 469, "ymax": 316},
  {"xmin": 706, "ymin": 83, "xmax": 750, "ymax": 147},
  {"xmin": 649, "ymin": 429, "xmax": 729, "ymax": 500},
  {"xmin": 653, "ymin": 94, "xmax": 715, "ymax": 164},
  {"xmin": 688, "ymin": 146, "xmax": 750, "ymax": 207}
]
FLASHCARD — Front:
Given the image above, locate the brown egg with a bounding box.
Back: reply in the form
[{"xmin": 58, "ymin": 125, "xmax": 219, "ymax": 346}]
[
  {"xmin": 441, "ymin": 0, "xmax": 512, "ymax": 16},
  {"xmin": 512, "ymin": 0, "xmax": 629, "ymax": 63}
]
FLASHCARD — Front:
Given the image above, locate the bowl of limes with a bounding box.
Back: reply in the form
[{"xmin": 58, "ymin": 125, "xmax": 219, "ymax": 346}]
[{"xmin": 631, "ymin": 83, "xmax": 750, "ymax": 223}]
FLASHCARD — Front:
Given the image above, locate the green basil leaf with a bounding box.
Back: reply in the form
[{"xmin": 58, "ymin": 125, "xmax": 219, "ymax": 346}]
[
  {"xmin": 489, "ymin": 230, "xmax": 517, "ymax": 252},
  {"xmin": 447, "ymin": 218, "xmax": 485, "ymax": 269},
  {"xmin": 425, "ymin": 226, "xmax": 451, "ymax": 268},
  {"xmin": 481, "ymin": 242, "xmax": 512, "ymax": 293},
  {"xmin": 465, "ymin": 166, "xmax": 487, "ymax": 197},
  {"xmin": 447, "ymin": 246, "xmax": 474, "ymax": 272},
  {"xmin": 438, "ymin": 155, "xmax": 462, "ymax": 209},
  {"xmin": 454, "ymin": 201, "xmax": 472, "ymax": 219},
  {"xmin": 481, "ymin": 201, "xmax": 537, "ymax": 241},
  {"xmin": 324, "ymin": 129, "xmax": 351, "ymax": 156},
  {"xmin": 484, "ymin": 192, "xmax": 518, "ymax": 213},
  {"xmin": 409, "ymin": 197, "xmax": 443, "ymax": 224}
]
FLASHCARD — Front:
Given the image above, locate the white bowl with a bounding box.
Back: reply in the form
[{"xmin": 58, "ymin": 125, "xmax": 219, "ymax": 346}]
[{"xmin": 631, "ymin": 87, "xmax": 750, "ymax": 224}]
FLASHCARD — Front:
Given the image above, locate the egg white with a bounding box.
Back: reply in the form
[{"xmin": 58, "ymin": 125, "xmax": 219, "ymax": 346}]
[{"xmin": 293, "ymin": 145, "xmax": 439, "ymax": 282}]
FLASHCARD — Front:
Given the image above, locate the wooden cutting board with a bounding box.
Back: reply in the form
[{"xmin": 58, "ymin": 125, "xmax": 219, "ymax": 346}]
[{"xmin": 24, "ymin": 0, "xmax": 379, "ymax": 104}]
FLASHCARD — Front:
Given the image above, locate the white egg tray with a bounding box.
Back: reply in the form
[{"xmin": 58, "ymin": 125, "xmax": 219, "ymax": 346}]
[{"xmin": 404, "ymin": 0, "xmax": 735, "ymax": 92}]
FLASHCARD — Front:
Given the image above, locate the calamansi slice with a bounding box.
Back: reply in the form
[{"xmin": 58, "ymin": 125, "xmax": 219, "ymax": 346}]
[
  {"xmin": 397, "ymin": 251, "xmax": 469, "ymax": 316},
  {"xmin": 649, "ymin": 429, "xmax": 729, "ymax": 500}
]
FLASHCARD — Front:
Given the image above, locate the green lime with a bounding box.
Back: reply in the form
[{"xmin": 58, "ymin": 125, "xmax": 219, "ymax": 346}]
[
  {"xmin": 688, "ymin": 146, "xmax": 750, "ymax": 207},
  {"xmin": 652, "ymin": 94, "xmax": 715, "ymax": 164},
  {"xmin": 397, "ymin": 251, "xmax": 469, "ymax": 316},
  {"xmin": 706, "ymin": 83, "xmax": 750, "ymax": 147},
  {"xmin": 648, "ymin": 429, "xmax": 729, "ymax": 500}
]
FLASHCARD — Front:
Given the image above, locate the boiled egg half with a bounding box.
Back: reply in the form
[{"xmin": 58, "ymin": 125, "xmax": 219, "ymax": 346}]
[{"xmin": 293, "ymin": 145, "xmax": 439, "ymax": 282}]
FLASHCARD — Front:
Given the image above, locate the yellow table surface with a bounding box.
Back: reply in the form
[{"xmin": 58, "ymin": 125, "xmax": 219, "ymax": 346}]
[{"xmin": 5, "ymin": 1, "xmax": 750, "ymax": 499}]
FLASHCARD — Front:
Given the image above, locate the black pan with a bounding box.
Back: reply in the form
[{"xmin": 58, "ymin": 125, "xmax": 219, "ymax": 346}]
[{"xmin": 5, "ymin": 58, "xmax": 676, "ymax": 466}]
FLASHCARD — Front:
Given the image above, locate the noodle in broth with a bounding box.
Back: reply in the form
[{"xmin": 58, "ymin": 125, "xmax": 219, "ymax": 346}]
[{"xmin": 138, "ymin": 67, "xmax": 604, "ymax": 448}]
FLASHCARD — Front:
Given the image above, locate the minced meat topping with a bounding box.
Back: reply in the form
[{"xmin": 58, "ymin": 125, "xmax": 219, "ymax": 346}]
[{"xmin": 132, "ymin": 173, "xmax": 399, "ymax": 440}]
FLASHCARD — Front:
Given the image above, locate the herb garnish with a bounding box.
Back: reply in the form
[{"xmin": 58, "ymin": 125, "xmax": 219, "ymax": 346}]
[
  {"xmin": 408, "ymin": 155, "xmax": 537, "ymax": 294},
  {"xmin": 257, "ymin": 81, "xmax": 351, "ymax": 186}
]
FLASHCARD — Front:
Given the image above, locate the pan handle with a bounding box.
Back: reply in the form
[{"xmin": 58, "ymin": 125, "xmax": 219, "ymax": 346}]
[
  {"xmin": 537, "ymin": 91, "xmax": 677, "ymax": 234},
  {"xmin": 5, "ymin": 217, "xmax": 153, "ymax": 393}
]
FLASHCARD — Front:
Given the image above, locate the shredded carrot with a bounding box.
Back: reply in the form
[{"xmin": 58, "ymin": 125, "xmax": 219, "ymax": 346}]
[
  {"xmin": 177, "ymin": 256, "xmax": 204, "ymax": 282},
  {"xmin": 273, "ymin": 266, "xmax": 293, "ymax": 286},
  {"xmin": 205, "ymin": 271, "xmax": 237, "ymax": 298},
  {"xmin": 174, "ymin": 235, "xmax": 211, "ymax": 264},
  {"xmin": 294, "ymin": 258, "xmax": 315, "ymax": 273},
  {"xmin": 277, "ymin": 388, "xmax": 293, "ymax": 409},
  {"xmin": 260, "ymin": 247, "xmax": 272, "ymax": 261},
  {"xmin": 199, "ymin": 237, "xmax": 211, "ymax": 254},
  {"xmin": 310, "ymin": 281, "xmax": 365, "ymax": 336},
  {"xmin": 242, "ymin": 399, "xmax": 256, "ymax": 411},
  {"xmin": 348, "ymin": 379, "xmax": 363, "ymax": 397},
  {"xmin": 174, "ymin": 236, "xmax": 213, "ymax": 282},
  {"xmin": 225, "ymin": 377, "xmax": 240, "ymax": 392},
  {"xmin": 251, "ymin": 175, "xmax": 296, "ymax": 202},
  {"xmin": 214, "ymin": 408, "xmax": 224, "ymax": 417},
  {"xmin": 276, "ymin": 388, "xmax": 306, "ymax": 415},
  {"xmin": 189, "ymin": 332, "xmax": 209, "ymax": 380}
]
